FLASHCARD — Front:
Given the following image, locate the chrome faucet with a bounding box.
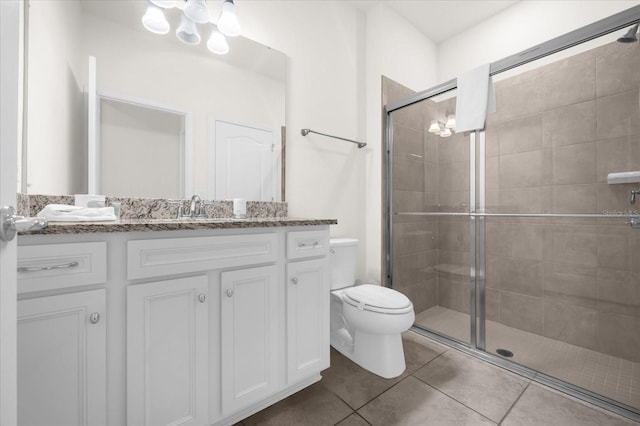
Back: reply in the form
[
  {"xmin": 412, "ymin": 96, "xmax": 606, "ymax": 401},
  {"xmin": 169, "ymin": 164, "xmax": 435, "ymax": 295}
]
[{"xmin": 188, "ymin": 195, "xmax": 205, "ymax": 218}]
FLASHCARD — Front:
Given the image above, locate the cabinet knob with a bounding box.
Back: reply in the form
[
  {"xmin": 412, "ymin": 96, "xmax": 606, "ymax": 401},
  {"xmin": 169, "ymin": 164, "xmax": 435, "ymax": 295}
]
[
  {"xmin": 198, "ymin": 294, "xmax": 206, "ymax": 303},
  {"xmin": 226, "ymin": 289, "xmax": 234, "ymax": 297},
  {"xmin": 291, "ymin": 277, "xmax": 299, "ymax": 285},
  {"xmin": 89, "ymin": 312, "xmax": 100, "ymax": 324}
]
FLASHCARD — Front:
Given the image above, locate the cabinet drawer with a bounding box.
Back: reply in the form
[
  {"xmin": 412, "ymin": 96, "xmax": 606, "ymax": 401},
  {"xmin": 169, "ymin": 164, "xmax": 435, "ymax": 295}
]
[
  {"xmin": 286, "ymin": 230, "xmax": 329, "ymax": 260},
  {"xmin": 127, "ymin": 233, "xmax": 278, "ymax": 280},
  {"xmin": 17, "ymin": 242, "xmax": 107, "ymax": 293}
]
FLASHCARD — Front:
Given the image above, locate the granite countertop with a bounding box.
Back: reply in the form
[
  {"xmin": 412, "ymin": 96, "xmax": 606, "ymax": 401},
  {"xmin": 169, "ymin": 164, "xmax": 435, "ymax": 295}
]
[{"xmin": 19, "ymin": 217, "xmax": 338, "ymax": 235}]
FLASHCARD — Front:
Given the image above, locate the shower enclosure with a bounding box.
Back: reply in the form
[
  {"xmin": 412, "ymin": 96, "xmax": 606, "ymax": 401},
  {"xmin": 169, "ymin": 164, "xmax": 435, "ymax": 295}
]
[{"xmin": 385, "ymin": 6, "xmax": 640, "ymax": 421}]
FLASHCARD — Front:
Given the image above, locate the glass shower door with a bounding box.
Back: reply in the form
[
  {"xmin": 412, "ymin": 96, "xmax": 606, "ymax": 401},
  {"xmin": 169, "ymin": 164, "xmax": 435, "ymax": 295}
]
[
  {"xmin": 387, "ymin": 85, "xmax": 473, "ymax": 346},
  {"xmin": 481, "ymin": 33, "xmax": 640, "ymax": 411}
]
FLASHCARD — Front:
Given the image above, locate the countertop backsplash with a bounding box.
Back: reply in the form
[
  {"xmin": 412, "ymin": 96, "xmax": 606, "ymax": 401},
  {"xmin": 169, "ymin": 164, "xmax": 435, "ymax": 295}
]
[{"xmin": 17, "ymin": 194, "xmax": 288, "ymax": 219}]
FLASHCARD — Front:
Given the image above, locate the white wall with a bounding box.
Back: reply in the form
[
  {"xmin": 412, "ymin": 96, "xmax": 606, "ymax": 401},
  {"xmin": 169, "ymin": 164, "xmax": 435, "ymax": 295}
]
[{"xmin": 438, "ymin": 0, "xmax": 640, "ymax": 82}]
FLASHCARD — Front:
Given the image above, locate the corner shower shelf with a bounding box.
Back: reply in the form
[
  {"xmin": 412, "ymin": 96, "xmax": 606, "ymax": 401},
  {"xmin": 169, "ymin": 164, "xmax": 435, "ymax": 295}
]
[{"xmin": 607, "ymin": 171, "xmax": 640, "ymax": 184}]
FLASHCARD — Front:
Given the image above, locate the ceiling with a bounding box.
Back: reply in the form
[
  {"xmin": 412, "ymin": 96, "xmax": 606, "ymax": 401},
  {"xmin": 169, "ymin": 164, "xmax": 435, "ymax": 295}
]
[{"xmin": 347, "ymin": 0, "xmax": 519, "ymax": 44}]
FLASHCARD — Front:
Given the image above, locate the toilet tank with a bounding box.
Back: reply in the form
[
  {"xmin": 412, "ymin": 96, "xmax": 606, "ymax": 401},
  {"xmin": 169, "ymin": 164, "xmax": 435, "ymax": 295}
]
[{"xmin": 329, "ymin": 238, "xmax": 358, "ymax": 290}]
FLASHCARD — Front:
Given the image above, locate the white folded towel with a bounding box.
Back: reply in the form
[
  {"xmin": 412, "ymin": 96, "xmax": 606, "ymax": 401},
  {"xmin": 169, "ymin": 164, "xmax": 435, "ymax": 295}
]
[
  {"xmin": 455, "ymin": 63, "xmax": 496, "ymax": 133},
  {"xmin": 37, "ymin": 204, "xmax": 117, "ymax": 222}
]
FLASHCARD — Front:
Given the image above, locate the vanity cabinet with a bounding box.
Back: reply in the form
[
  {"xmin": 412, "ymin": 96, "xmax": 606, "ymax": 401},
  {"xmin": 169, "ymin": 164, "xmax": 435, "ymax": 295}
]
[
  {"xmin": 220, "ymin": 265, "xmax": 278, "ymax": 414},
  {"xmin": 17, "ymin": 289, "xmax": 106, "ymax": 426},
  {"xmin": 16, "ymin": 241, "xmax": 108, "ymax": 426},
  {"xmin": 18, "ymin": 224, "xmax": 331, "ymax": 426},
  {"xmin": 285, "ymin": 230, "xmax": 330, "ymax": 384},
  {"xmin": 127, "ymin": 276, "xmax": 209, "ymax": 426},
  {"xmin": 286, "ymin": 258, "xmax": 329, "ymax": 384}
]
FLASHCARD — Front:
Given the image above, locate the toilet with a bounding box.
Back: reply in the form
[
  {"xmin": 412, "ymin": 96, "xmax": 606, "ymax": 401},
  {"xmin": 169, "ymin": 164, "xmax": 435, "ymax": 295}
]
[{"xmin": 329, "ymin": 238, "xmax": 415, "ymax": 378}]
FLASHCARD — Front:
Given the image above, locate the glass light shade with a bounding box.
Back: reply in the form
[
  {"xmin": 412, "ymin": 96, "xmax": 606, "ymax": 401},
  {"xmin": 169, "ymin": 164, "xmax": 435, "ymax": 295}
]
[
  {"xmin": 428, "ymin": 120, "xmax": 442, "ymax": 133},
  {"xmin": 142, "ymin": 3, "xmax": 170, "ymax": 35},
  {"xmin": 150, "ymin": 0, "xmax": 176, "ymax": 8},
  {"xmin": 176, "ymin": 13, "xmax": 201, "ymax": 45},
  {"xmin": 217, "ymin": 0, "xmax": 241, "ymax": 37},
  {"xmin": 207, "ymin": 28, "xmax": 229, "ymax": 54},
  {"xmin": 440, "ymin": 127, "xmax": 452, "ymax": 137},
  {"xmin": 445, "ymin": 114, "xmax": 456, "ymax": 129},
  {"xmin": 184, "ymin": 0, "xmax": 210, "ymax": 24}
]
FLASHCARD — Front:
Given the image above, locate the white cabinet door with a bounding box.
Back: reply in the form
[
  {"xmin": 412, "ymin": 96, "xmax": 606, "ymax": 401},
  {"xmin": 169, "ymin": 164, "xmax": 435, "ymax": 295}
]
[
  {"xmin": 17, "ymin": 289, "xmax": 106, "ymax": 426},
  {"xmin": 220, "ymin": 265, "xmax": 278, "ymax": 414},
  {"xmin": 286, "ymin": 259, "xmax": 330, "ymax": 383},
  {"xmin": 127, "ymin": 276, "xmax": 208, "ymax": 426}
]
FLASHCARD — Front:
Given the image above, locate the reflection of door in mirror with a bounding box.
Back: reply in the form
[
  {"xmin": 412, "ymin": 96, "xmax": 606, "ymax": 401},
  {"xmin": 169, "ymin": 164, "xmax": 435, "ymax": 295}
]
[
  {"xmin": 99, "ymin": 99, "xmax": 185, "ymax": 199},
  {"xmin": 212, "ymin": 121, "xmax": 278, "ymax": 202}
]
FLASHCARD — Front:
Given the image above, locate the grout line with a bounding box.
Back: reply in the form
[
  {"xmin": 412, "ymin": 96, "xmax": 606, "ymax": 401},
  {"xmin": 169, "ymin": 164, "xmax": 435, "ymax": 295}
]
[
  {"xmin": 349, "ymin": 412, "xmax": 373, "ymax": 426},
  {"xmin": 356, "ymin": 374, "xmax": 417, "ymax": 411},
  {"xmin": 497, "ymin": 381, "xmax": 531, "ymax": 425},
  {"xmin": 332, "ymin": 409, "xmax": 357, "ymax": 426},
  {"xmin": 419, "ymin": 379, "xmax": 498, "ymax": 425}
]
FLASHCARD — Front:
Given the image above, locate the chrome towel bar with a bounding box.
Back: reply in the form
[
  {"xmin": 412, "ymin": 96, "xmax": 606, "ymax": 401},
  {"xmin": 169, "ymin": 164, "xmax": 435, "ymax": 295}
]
[{"xmin": 300, "ymin": 128, "xmax": 366, "ymax": 149}]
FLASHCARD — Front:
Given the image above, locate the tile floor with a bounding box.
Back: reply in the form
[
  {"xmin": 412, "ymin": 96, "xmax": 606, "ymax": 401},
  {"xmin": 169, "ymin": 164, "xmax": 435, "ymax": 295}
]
[
  {"xmin": 237, "ymin": 331, "xmax": 639, "ymax": 425},
  {"xmin": 415, "ymin": 306, "xmax": 640, "ymax": 410}
]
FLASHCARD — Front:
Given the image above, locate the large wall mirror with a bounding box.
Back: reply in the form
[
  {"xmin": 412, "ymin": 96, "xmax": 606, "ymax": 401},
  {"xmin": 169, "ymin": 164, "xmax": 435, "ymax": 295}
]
[{"xmin": 24, "ymin": 0, "xmax": 286, "ymax": 201}]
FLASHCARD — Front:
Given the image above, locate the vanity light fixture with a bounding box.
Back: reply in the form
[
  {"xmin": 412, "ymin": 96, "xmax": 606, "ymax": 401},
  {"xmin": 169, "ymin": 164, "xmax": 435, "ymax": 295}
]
[
  {"xmin": 176, "ymin": 12, "xmax": 202, "ymax": 45},
  {"xmin": 150, "ymin": 0, "xmax": 176, "ymax": 8},
  {"xmin": 142, "ymin": 3, "xmax": 171, "ymax": 35},
  {"xmin": 207, "ymin": 27, "xmax": 229, "ymax": 54},
  {"xmin": 217, "ymin": 0, "xmax": 241, "ymax": 37},
  {"xmin": 428, "ymin": 120, "xmax": 442, "ymax": 133},
  {"xmin": 141, "ymin": 0, "xmax": 240, "ymax": 55},
  {"xmin": 428, "ymin": 118, "xmax": 456, "ymax": 138},
  {"xmin": 445, "ymin": 114, "xmax": 456, "ymax": 129},
  {"xmin": 184, "ymin": 0, "xmax": 210, "ymax": 24}
]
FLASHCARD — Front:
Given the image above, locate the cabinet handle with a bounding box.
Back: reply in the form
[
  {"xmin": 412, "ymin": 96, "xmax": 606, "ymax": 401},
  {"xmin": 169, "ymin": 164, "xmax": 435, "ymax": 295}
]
[
  {"xmin": 198, "ymin": 294, "xmax": 206, "ymax": 303},
  {"xmin": 226, "ymin": 289, "xmax": 234, "ymax": 297},
  {"xmin": 291, "ymin": 277, "xmax": 299, "ymax": 285},
  {"xmin": 298, "ymin": 241, "xmax": 319, "ymax": 248},
  {"xmin": 89, "ymin": 313, "xmax": 100, "ymax": 324},
  {"xmin": 17, "ymin": 261, "xmax": 79, "ymax": 273}
]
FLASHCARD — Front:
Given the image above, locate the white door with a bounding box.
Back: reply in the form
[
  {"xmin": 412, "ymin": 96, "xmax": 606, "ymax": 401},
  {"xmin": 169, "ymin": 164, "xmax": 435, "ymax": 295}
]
[
  {"xmin": 220, "ymin": 265, "xmax": 278, "ymax": 415},
  {"xmin": 0, "ymin": 1, "xmax": 21, "ymax": 424},
  {"xmin": 17, "ymin": 289, "xmax": 106, "ymax": 426},
  {"xmin": 127, "ymin": 276, "xmax": 209, "ymax": 426},
  {"xmin": 213, "ymin": 120, "xmax": 277, "ymax": 201},
  {"xmin": 286, "ymin": 259, "xmax": 330, "ymax": 383}
]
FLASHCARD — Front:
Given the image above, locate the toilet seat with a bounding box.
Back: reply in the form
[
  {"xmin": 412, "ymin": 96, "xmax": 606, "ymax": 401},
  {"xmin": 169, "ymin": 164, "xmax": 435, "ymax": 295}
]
[{"xmin": 343, "ymin": 284, "xmax": 413, "ymax": 314}]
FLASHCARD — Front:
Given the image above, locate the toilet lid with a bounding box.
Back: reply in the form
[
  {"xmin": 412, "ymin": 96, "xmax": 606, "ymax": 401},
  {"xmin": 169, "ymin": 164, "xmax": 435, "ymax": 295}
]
[{"xmin": 343, "ymin": 284, "xmax": 413, "ymax": 314}]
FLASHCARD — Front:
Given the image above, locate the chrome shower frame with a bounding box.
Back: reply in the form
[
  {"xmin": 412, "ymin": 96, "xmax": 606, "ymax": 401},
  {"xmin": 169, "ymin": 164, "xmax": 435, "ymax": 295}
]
[{"xmin": 384, "ymin": 5, "xmax": 640, "ymax": 422}]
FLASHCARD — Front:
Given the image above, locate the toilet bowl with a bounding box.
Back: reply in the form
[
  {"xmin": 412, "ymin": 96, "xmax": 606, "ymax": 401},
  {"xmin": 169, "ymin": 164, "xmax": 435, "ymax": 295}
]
[{"xmin": 329, "ymin": 239, "xmax": 415, "ymax": 378}]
